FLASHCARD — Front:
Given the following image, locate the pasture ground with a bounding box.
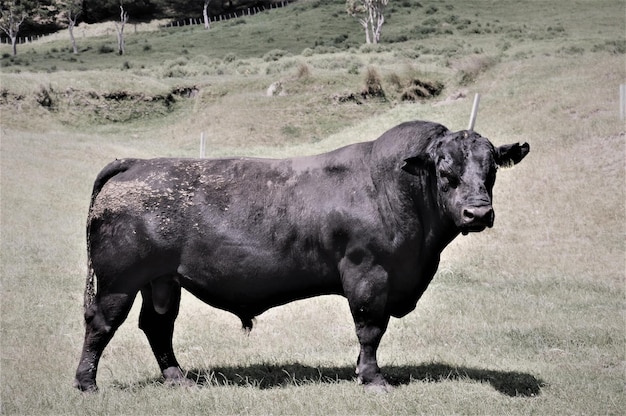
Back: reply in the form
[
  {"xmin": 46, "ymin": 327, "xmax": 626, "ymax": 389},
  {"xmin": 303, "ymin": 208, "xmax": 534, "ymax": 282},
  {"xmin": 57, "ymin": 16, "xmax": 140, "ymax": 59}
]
[{"xmin": 1, "ymin": 0, "xmax": 624, "ymax": 414}]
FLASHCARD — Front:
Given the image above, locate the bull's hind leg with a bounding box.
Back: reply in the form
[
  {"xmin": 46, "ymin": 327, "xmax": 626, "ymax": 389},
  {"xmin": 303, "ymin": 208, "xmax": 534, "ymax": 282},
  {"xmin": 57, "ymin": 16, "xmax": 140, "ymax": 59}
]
[
  {"xmin": 139, "ymin": 275, "xmax": 191, "ymax": 386},
  {"xmin": 74, "ymin": 291, "xmax": 137, "ymax": 392}
]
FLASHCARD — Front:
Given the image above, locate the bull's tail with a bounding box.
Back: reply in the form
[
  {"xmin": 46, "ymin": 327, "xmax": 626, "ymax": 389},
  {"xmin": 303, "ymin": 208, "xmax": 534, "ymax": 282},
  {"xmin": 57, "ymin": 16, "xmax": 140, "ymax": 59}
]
[
  {"xmin": 83, "ymin": 258, "xmax": 96, "ymax": 312},
  {"xmin": 83, "ymin": 158, "xmax": 137, "ymax": 312}
]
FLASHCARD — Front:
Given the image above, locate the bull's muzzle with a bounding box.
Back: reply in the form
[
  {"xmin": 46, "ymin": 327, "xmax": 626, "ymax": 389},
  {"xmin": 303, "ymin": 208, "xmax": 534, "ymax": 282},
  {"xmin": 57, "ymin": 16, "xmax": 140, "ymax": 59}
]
[{"xmin": 460, "ymin": 205, "xmax": 494, "ymax": 235}]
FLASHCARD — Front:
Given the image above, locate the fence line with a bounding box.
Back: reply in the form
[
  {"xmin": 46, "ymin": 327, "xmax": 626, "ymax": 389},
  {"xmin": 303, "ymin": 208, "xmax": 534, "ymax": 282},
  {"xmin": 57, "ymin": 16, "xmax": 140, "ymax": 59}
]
[
  {"xmin": 0, "ymin": 1, "xmax": 294, "ymax": 46},
  {"xmin": 163, "ymin": 0, "xmax": 293, "ymax": 28},
  {"xmin": 0, "ymin": 34, "xmax": 46, "ymax": 45}
]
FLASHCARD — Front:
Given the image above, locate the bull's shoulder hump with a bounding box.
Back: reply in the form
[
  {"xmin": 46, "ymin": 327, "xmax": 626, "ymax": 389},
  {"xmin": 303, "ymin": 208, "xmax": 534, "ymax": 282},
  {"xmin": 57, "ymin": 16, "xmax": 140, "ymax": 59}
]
[
  {"xmin": 289, "ymin": 141, "xmax": 373, "ymax": 173},
  {"xmin": 370, "ymin": 120, "xmax": 451, "ymax": 159},
  {"xmin": 377, "ymin": 120, "xmax": 449, "ymax": 141}
]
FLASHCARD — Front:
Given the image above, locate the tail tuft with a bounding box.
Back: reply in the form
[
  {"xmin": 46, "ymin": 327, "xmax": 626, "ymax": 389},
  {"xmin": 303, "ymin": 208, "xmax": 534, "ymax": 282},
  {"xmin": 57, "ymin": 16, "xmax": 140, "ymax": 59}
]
[
  {"xmin": 83, "ymin": 258, "xmax": 96, "ymax": 313},
  {"xmin": 240, "ymin": 316, "xmax": 254, "ymax": 334}
]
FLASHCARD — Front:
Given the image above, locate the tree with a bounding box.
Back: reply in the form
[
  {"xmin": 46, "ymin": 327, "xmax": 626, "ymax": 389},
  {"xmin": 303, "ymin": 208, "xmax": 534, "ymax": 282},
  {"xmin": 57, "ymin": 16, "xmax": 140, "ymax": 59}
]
[
  {"xmin": 114, "ymin": 2, "xmax": 128, "ymax": 55},
  {"xmin": 58, "ymin": 0, "xmax": 82, "ymax": 54},
  {"xmin": 203, "ymin": 0, "xmax": 210, "ymax": 29},
  {"xmin": 346, "ymin": 0, "xmax": 389, "ymax": 44},
  {"xmin": 0, "ymin": 1, "xmax": 26, "ymax": 56},
  {"xmin": 67, "ymin": 7, "xmax": 80, "ymax": 54}
]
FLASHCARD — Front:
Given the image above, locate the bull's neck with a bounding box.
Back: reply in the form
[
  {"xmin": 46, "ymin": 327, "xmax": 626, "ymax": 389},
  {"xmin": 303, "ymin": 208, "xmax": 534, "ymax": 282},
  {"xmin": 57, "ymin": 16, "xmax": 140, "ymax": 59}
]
[
  {"xmin": 373, "ymin": 165, "xmax": 458, "ymax": 254},
  {"xmin": 410, "ymin": 172, "xmax": 458, "ymax": 251}
]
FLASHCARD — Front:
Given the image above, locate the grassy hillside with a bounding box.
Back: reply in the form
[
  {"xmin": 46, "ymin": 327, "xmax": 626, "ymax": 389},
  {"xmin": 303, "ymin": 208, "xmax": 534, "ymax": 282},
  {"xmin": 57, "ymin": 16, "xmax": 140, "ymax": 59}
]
[{"xmin": 1, "ymin": 0, "xmax": 624, "ymax": 414}]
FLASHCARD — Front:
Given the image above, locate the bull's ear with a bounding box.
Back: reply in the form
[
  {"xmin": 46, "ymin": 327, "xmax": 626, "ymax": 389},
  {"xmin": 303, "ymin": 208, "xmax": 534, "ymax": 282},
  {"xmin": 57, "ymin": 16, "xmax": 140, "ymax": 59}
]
[
  {"xmin": 495, "ymin": 142, "xmax": 530, "ymax": 168},
  {"xmin": 401, "ymin": 155, "xmax": 431, "ymax": 176}
]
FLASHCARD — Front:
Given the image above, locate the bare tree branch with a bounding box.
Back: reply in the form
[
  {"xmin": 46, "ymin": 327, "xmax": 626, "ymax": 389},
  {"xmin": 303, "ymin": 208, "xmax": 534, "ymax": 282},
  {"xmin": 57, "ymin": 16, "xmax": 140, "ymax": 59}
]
[
  {"xmin": 0, "ymin": 4, "xmax": 26, "ymax": 56},
  {"xmin": 114, "ymin": 3, "xmax": 129, "ymax": 55},
  {"xmin": 203, "ymin": 0, "xmax": 211, "ymax": 30},
  {"xmin": 67, "ymin": 10, "xmax": 79, "ymax": 54},
  {"xmin": 346, "ymin": 0, "xmax": 389, "ymax": 44}
]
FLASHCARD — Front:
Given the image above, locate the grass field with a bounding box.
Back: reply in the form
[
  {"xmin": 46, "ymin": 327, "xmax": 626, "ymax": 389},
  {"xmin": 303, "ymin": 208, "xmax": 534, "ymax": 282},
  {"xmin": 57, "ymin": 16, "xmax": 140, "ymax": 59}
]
[{"xmin": 1, "ymin": 0, "xmax": 624, "ymax": 414}]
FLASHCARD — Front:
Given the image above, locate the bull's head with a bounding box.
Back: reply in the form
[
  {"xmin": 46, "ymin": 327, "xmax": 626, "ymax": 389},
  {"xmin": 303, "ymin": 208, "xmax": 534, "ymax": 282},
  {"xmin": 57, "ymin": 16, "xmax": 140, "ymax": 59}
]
[{"xmin": 402, "ymin": 130, "xmax": 529, "ymax": 235}]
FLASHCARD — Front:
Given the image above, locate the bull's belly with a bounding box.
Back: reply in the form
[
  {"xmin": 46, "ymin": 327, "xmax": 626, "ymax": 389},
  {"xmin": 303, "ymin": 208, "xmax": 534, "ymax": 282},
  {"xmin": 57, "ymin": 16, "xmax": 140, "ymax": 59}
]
[{"xmin": 175, "ymin": 245, "xmax": 343, "ymax": 317}]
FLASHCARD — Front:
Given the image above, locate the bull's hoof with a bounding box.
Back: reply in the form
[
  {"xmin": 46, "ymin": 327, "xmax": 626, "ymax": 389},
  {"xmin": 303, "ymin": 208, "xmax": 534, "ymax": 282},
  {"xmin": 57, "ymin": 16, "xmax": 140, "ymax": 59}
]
[
  {"xmin": 364, "ymin": 381, "xmax": 394, "ymax": 394},
  {"xmin": 73, "ymin": 378, "xmax": 98, "ymax": 393},
  {"xmin": 358, "ymin": 374, "xmax": 393, "ymax": 393},
  {"xmin": 163, "ymin": 366, "xmax": 195, "ymax": 388}
]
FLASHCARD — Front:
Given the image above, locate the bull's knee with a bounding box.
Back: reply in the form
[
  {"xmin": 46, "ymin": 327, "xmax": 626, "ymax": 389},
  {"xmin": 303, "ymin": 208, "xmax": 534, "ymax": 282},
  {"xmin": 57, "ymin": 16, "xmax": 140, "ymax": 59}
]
[{"xmin": 151, "ymin": 276, "xmax": 178, "ymax": 314}]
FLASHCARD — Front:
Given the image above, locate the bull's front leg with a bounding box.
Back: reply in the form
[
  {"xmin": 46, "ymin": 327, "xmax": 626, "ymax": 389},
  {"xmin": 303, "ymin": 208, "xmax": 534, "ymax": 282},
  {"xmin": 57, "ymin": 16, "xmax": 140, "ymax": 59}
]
[
  {"xmin": 341, "ymin": 260, "xmax": 392, "ymax": 392},
  {"xmin": 354, "ymin": 314, "xmax": 391, "ymax": 392}
]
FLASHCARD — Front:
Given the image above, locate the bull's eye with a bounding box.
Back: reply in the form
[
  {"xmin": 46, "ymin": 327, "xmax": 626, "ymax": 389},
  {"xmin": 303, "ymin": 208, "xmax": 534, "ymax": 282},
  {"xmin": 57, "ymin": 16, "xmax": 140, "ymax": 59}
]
[{"xmin": 440, "ymin": 169, "xmax": 460, "ymax": 190}]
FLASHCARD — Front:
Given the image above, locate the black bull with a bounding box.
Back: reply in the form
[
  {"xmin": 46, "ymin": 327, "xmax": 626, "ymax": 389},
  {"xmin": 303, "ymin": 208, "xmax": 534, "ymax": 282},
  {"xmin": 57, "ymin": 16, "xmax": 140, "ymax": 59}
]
[{"xmin": 74, "ymin": 120, "xmax": 529, "ymax": 392}]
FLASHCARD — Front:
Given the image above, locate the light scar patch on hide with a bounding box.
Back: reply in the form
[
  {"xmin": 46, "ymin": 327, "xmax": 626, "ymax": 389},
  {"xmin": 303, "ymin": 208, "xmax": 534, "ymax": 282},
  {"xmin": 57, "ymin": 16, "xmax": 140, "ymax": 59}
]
[
  {"xmin": 89, "ymin": 169, "xmax": 228, "ymax": 224},
  {"xmin": 89, "ymin": 179, "xmax": 154, "ymax": 221}
]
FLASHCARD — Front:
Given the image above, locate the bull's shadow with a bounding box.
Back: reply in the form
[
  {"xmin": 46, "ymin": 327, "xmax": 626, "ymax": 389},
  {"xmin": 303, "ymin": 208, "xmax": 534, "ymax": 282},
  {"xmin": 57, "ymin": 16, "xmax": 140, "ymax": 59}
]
[{"xmin": 117, "ymin": 362, "xmax": 544, "ymax": 397}]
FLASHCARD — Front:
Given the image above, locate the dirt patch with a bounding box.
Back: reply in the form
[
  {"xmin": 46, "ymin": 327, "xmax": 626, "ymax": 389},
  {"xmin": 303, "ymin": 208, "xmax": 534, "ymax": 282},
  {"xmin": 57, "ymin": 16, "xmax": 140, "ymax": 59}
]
[
  {"xmin": 1, "ymin": 84, "xmax": 198, "ymax": 124},
  {"xmin": 400, "ymin": 79, "xmax": 444, "ymax": 102},
  {"xmin": 0, "ymin": 89, "xmax": 25, "ymax": 105},
  {"xmin": 333, "ymin": 75, "xmax": 444, "ymax": 104},
  {"xmin": 433, "ymin": 89, "xmax": 468, "ymax": 106}
]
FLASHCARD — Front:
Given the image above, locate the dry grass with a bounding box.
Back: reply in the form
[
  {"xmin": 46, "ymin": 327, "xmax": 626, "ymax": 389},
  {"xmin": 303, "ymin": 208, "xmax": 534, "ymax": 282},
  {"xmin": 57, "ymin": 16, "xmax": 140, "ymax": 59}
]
[{"xmin": 449, "ymin": 54, "xmax": 498, "ymax": 85}]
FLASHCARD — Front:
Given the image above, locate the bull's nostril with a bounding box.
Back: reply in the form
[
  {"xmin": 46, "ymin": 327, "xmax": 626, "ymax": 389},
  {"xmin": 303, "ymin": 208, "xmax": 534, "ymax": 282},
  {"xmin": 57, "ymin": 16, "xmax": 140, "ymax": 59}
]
[{"xmin": 462, "ymin": 206, "xmax": 493, "ymax": 225}]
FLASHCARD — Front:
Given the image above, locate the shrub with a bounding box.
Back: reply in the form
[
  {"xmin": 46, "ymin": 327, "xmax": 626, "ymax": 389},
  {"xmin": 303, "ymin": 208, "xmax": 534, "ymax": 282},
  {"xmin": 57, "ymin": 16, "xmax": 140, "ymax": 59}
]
[
  {"xmin": 386, "ymin": 72, "xmax": 403, "ymax": 91},
  {"xmin": 296, "ymin": 62, "xmax": 311, "ymax": 79},
  {"xmin": 362, "ymin": 67, "xmax": 385, "ymax": 99},
  {"xmin": 400, "ymin": 78, "xmax": 444, "ymax": 101},
  {"xmin": 412, "ymin": 25, "xmax": 438, "ymax": 36},
  {"xmin": 452, "ymin": 55, "xmax": 497, "ymax": 85},
  {"xmin": 359, "ymin": 43, "xmax": 389, "ymax": 53},
  {"xmin": 334, "ymin": 34, "xmax": 349, "ymax": 44},
  {"xmin": 263, "ymin": 49, "xmax": 290, "ymax": 62},
  {"xmin": 558, "ymin": 46, "xmax": 585, "ymax": 55},
  {"xmin": 36, "ymin": 85, "xmax": 55, "ymax": 108},
  {"xmin": 388, "ymin": 35, "xmax": 409, "ymax": 43},
  {"xmin": 591, "ymin": 39, "xmax": 626, "ymax": 54},
  {"xmin": 98, "ymin": 44, "xmax": 114, "ymax": 54},
  {"xmin": 348, "ymin": 63, "xmax": 360, "ymax": 75}
]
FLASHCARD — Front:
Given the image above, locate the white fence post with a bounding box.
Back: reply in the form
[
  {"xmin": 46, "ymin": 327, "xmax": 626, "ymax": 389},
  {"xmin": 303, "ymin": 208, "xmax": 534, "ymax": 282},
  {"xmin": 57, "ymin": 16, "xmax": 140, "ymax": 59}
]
[
  {"xmin": 468, "ymin": 93, "xmax": 481, "ymax": 131},
  {"xmin": 200, "ymin": 132, "xmax": 206, "ymax": 158},
  {"xmin": 619, "ymin": 84, "xmax": 626, "ymax": 120}
]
